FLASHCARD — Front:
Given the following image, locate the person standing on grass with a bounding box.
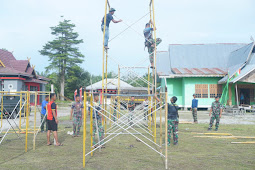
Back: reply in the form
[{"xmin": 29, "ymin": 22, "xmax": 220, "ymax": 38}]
[
  {"xmin": 128, "ymin": 96, "xmax": 136, "ymax": 125},
  {"xmin": 41, "ymin": 95, "xmax": 49, "ymax": 132},
  {"xmin": 47, "ymin": 93, "xmax": 62, "ymax": 146},
  {"xmin": 155, "ymin": 95, "xmax": 179, "ymax": 145},
  {"xmin": 70, "ymin": 95, "xmax": 84, "ymax": 137},
  {"xmin": 101, "ymin": 8, "xmax": 122, "ymax": 49},
  {"xmin": 208, "ymin": 96, "xmax": 223, "ymax": 131},
  {"xmin": 191, "ymin": 94, "xmax": 198, "ymax": 124},
  {"xmin": 92, "ymin": 94, "xmax": 105, "ymax": 148}
]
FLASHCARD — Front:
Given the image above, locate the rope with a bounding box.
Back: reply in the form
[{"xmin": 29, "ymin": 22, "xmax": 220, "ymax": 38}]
[{"xmin": 109, "ymin": 12, "xmax": 150, "ymax": 42}]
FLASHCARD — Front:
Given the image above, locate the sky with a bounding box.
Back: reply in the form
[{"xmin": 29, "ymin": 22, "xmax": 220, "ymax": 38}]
[{"xmin": 1, "ymin": 0, "xmax": 255, "ymax": 76}]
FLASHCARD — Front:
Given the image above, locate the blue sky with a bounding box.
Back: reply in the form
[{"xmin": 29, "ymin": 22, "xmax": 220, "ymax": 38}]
[{"xmin": 1, "ymin": 0, "xmax": 255, "ymax": 75}]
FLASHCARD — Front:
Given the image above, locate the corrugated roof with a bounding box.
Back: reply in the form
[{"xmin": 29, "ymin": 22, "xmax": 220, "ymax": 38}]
[
  {"xmin": 230, "ymin": 64, "xmax": 255, "ymax": 83},
  {"xmin": 172, "ymin": 68, "xmax": 227, "ymax": 75},
  {"xmin": 169, "ymin": 43, "xmax": 246, "ymax": 69},
  {"xmin": 218, "ymin": 43, "xmax": 255, "ymax": 84},
  {"xmin": 86, "ymin": 78, "xmax": 133, "ymax": 90},
  {"xmin": 156, "ymin": 51, "xmax": 172, "ymax": 76},
  {"xmin": 227, "ymin": 42, "xmax": 254, "ymax": 68},
  {"xmin": 157, "ymin": 43, "xmax": 246, "ymax": 77}
]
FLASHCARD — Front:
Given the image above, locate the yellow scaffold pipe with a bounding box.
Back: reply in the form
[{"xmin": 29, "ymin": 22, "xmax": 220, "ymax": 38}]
[{"xmin": 83, "ymin": 91, "xmax": 87, "ymax": 168}]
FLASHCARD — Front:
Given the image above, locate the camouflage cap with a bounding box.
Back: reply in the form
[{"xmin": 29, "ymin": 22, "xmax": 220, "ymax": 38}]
[{"xmin": 109, "ymin": 8, "xmax": 116, "ymax": 12}]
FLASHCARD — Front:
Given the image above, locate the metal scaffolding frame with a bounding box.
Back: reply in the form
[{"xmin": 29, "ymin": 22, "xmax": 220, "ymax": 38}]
[
  {"xmin": 83, "ymin": 0, "xmax": 169, "ymax": 169},
  {"xmin": 0, "ymin": 91, "xmax": 51, "ymax": 152}
]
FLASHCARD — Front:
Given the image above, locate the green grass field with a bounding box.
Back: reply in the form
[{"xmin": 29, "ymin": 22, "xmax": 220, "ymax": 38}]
[{"xmin": 0, "ymin": 116, "xmax": 255, "ymax": 170}]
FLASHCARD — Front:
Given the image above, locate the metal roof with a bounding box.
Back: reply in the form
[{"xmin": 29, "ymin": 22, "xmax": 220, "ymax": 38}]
[
  {"xmin": 230, "ymin": 52, "xmax": 255, "ymax": 83},
  {"xmin": 169, "ymin": 43, "xmax": 246, "ymax": 69},
  {"xmin": 227, "ymin": 42, "xmax": 254, "ymax": 68},
  {"xmin": 86, "ymin": 78, "xmax": 133, "ymax": 90},
  {"xmin": 156, "ymin": 51, "xmax": 172, "ymax": 76},
  {"xmin": 218, "ymin": 43, "xmax": 255, "ymax": 84},
  {"xmin": 172, "ymin": 68, "xmax": 227, "ymax": 75},
  {"xmin": 157, "ymin": 43, "xmax": 246, "ymax": 77},
  {"xmin": 230, "ymin": 64, "xmax": 255, "ymax": 83}
]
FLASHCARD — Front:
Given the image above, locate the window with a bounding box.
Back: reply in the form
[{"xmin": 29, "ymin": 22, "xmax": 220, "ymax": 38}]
[
  {"xmin": 195, "ymin": 84, "xmax": 208, "ymax": 98},
  {"xmin": 209, "ymin": 84, "xmax": 222, "ymax": 98}
]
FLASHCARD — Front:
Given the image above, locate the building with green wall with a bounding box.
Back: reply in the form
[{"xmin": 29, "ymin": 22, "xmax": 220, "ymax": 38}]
[{"xmin": 157, "ymin": 42, "xmax": 255, "ymax": 109}]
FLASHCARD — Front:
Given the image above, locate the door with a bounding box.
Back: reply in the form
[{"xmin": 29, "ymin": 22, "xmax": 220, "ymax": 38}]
[{"xmin": 240, "ymin": 88, "xmax": 250, "ymax": 105}]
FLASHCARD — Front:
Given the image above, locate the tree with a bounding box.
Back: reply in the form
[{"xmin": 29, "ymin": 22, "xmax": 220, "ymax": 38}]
[
  {"xmin": 39, "ymin": 18, "xmax": 84, "ymax": 100},
  {"xmin": 65, "ymin": 66, "xmax": 90, "ymax": 99}
]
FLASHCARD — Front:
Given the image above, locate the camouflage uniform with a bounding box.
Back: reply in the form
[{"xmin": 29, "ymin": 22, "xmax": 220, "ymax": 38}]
[
  {"xmin": 168, "ymin": 119, "xmax": 179, "ymax": 145},
  {"xmin": 192, "ymin": 109, "xmax": 198, "ymax": 122},
  {"xmin": 71, "ymin": 102, "xmax": 84, "ymax": 136},
  {"xmin": 208, "ymin": 101, "xmax": 222, "ymax": 130},
  {"xmin": 128, "ymin": 101, "xmax": 135, "ymax": 125},
  {"xmin": 167, "ymin": 103, "xmax": 179, "ymax": 145},
  {"xmin": 112, "ymin": 99, "xmax": 117, "ymax": 122},
  {"xmin": 93, "ymin": 103, "xmax": 104, "ymax": 145},
  {"xmin": 147, "ymin": 38, "xmax": 162, "ymax": 64}
]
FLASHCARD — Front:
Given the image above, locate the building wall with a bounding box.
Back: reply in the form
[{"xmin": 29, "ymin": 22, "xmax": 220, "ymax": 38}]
[
  {"xmin": 183, "ymin": 77, "xmax": 222, "ymax": 108},
  {"xmin": 2, "ymin": 80, "xmax": 24, "ymax": 91},
  {"xmin": 163, "ymin": 78, "xmax": 183, "ymax": 106},
  {"xmin": 163, "ymin": 77, "xmax": 222, "ymax": 108}
]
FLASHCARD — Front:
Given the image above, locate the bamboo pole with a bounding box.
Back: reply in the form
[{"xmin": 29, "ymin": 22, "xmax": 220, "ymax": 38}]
[
  {"xmin": 19, "ymin": 93, "xmax": 22, "ymax": 130},
  {"xmin": 1, "ymin": 95, "xmax": 3, "ymax": 128},
  {"xmin": 160, "ymin": 93, "xmax": 162, "ymax": 153},
  {"xmin": 33, "ymin": 92, "xmax": 37, "ymax": 150},
  {"xmin": 154, "ymin": 97, "xmax": 156, "ymax": 143},
  {"xmin": 90, "ymin": 95, "xmax": 93, "ymax": 156},
  {"xmin": 118, "ymin": 65, "xmax": 120, "ymax": 119},
  {"xmin": 152, "ymin": 0, "xmax": 157, "ymax": 93},
  {"xmin": 83, "ymin": 91, "xmax": 87, "ymax": 168},
  {"xmin": 25, "ymin": 92, "xmax": 29, "ymax": 152},
  {"xmin": 147, "ymin": 67, "xmax": 151, "ymax": 130},
  {"xmin": 165, "ymin": 89, "xmax": 168, "ymax": 169},
  {"xmin": 104, "ymin": 96, "xmax": 107, "ymax": 137}
]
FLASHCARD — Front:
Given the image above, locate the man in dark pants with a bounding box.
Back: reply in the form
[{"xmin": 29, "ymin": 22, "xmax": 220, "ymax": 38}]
[
  {"xmin": 41, "ymin": 95, "xmax": 49, "ymax": 132},
  {"xmin": 191, "ymin": 94, "xmax": 198, "ymax": 124},
  {"xmin": 47, "ymin": 93, "xmax": 62, "ymax": 146},
  {"xmin": 101, "ymin": 8, "xmax": 122, "ymax": 49}
]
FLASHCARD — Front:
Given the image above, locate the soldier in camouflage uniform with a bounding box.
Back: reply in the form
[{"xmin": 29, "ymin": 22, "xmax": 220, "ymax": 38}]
[
  {"xmin": 92, "ymin": 95, "xmax": 105, "ymax": 147},
  {"xmin": 128, "ymin": 96, "xmax": 136, "ymax": 125},
  {"xmin": 112, "ymin": 97, "xmax": 118, "ymax": 122},
  {"xmin": 208, "ymin": 96, "xmax": 223, "ymax": 131},
  {"xmin": 155, "ymin": 95, "xmax": 179, "ymax": 145},
  {"xmin": 144, "ymin": 20, "xmax": 162, "ymax": 68},
  {"xmin": 70, "ymin": 95, "xmax": 84, "ymax": 137}
]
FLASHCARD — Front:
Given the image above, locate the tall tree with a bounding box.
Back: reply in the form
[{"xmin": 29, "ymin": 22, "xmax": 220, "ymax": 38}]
[{"xmin": 39, "ymin": 18, "xmax": 84, "ymax": 100}]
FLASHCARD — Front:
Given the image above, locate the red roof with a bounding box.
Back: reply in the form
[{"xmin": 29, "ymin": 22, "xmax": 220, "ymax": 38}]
[
  {"xmin": 9, "ymin": 60, "xmax": 29, "ymax": 72},
  {"xmin": 0, "ymin": 50, "xmax": 16, "ymax": 67},
  {"xmin": 172, "ymin": 68, "xmax": 227, "ymax": 75},
  {"xmin": 0, "ymin": 49, "xmax": 48, "ymax": 84}
]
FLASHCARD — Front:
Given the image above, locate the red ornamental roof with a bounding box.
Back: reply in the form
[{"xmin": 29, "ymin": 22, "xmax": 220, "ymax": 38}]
[{"xmin": 172, "ymin": 68, "xmax": 227, "ymax": 75}]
